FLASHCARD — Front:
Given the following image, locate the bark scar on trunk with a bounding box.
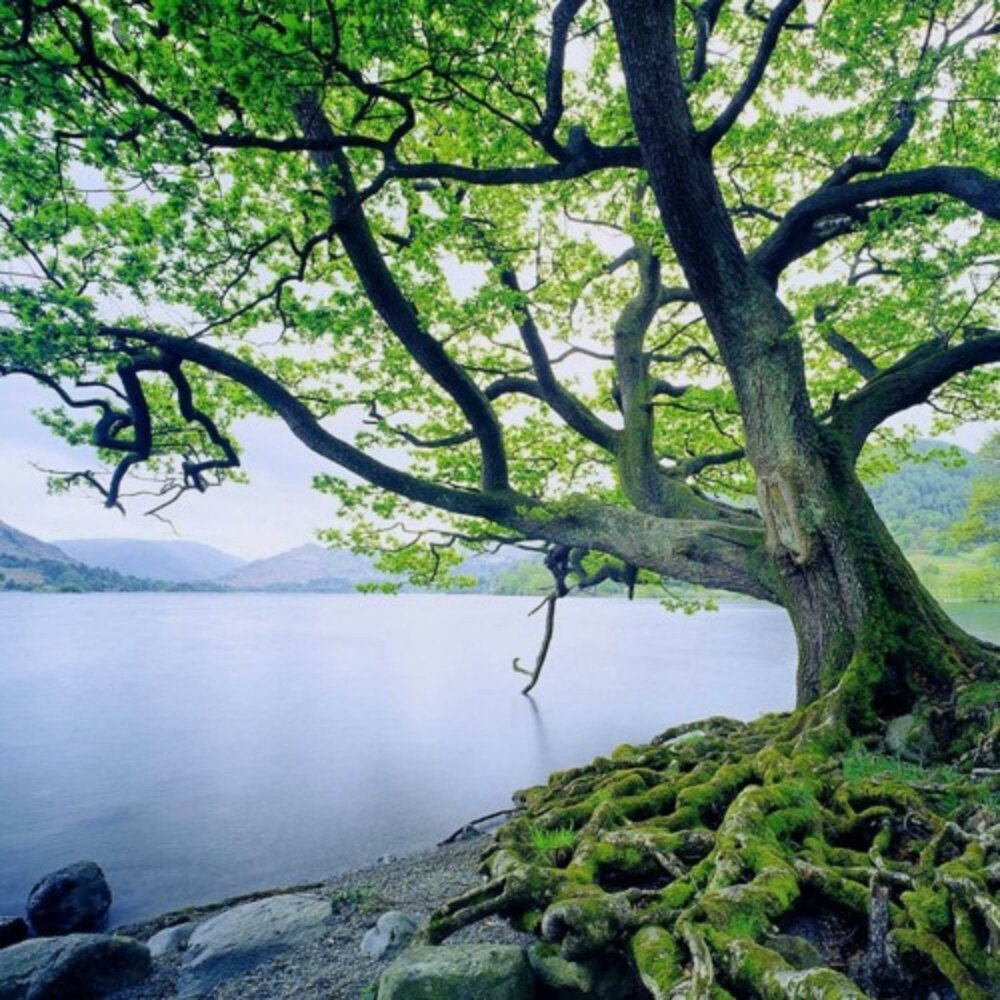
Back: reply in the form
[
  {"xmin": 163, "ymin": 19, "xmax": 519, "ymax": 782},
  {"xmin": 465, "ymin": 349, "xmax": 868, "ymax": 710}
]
[{"xmin": 758, "ymin": 472, "xmax": 813, "ymax": 564}]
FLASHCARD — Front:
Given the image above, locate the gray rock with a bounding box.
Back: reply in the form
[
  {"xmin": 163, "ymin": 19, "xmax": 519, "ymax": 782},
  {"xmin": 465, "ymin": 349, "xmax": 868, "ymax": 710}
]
[
  {"xmin": 0, "ymin": 933, "xmax": 150, "ymax": 1000},
  {"xmin": 763, "ymin": 933, "xmax": 823, "ymax": 970},
  {"xmin": 177, "ymin": 893, "xmax": 331, "ymax": 997},
  {"xmin": 0, "ymin": 917, "xmax": 29, "ymax": 949},
  {"xmin": 378, "ymin": 944, "xmax": 534, "ymax": 1000},
  {"xmin": 886, "ymin": 714, "xmax": 934, "ymax": 762},
  {"xmin": 147, "ymin": 921, "xmax": 195, "ymax": 958},
  {"xmin": 26, "ymin": 861, "xmax": 111, "ymax": 936},
  {"xmin": 361, "ymin": 911, "xmax": 422, "ymax": 961}
]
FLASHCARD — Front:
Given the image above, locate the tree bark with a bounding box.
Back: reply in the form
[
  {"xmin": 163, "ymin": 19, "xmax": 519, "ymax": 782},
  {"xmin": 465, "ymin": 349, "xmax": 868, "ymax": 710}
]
[{"xmin": 607, "ymin": 0, "xmax": 997, "ymax": 718}]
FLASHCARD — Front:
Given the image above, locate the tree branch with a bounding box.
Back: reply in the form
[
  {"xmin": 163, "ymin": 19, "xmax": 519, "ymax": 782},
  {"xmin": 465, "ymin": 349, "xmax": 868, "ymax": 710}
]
[
  {"xmin": 294, "ymin": 93, "xmax": 510, "ymax": 491},
  {"xmin": 754, "ymin": 167, "xmax": 1000, "ymax": 282},
  {"xmin": 701, "ymin": 0, "xmax": 805, "ymax": 148},
  {"xmin": 832, "ymin": 331, "xmax": 1000, "ymax": 457},
  {"xmin": 499, "ymin": 268, "xmax": 619, "ymax": 452},
  {"xmin": 532, "ymin": 0, "xmax": 589, "ymax": 157}
]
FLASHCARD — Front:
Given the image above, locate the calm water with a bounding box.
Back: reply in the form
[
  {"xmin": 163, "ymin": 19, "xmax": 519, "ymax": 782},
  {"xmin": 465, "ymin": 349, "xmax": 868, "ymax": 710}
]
[{"xmin": 1, "ymin": 594, "xmax": 996, "ymax": 925}]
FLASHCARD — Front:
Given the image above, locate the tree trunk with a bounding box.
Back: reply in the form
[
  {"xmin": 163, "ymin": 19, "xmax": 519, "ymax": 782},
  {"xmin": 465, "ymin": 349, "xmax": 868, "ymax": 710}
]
[
  {"xmin": 759, "ymin": 440, "xmax": 988, "ymax": 711},
  {"xmin": 606, "ymin": 0, "xmax": 998, "ymax": 735}
]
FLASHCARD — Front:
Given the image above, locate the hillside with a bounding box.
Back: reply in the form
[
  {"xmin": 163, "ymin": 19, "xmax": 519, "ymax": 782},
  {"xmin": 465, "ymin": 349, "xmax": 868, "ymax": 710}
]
[
  {"xmin": 0, "ymin": 520, "xmax": 220, "ymax": 593},
  {"xmin": 56, "ymin": 537, "xmax": 245, "ymax": 582},
  {"xmin": 0, "ymin": 519, "xmax": 76, "ymax": 565},
  {"xmin": 219, "ymin": 544, "xmax": 379, "ymax": 591},
  {"xmin": 867, "ymin": 441, "xmax": 981, "ymax": 552}
]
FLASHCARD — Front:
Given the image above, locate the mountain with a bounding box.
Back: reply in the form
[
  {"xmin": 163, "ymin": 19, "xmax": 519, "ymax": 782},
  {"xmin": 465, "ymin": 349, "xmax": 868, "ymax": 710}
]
[
  {"xmin": 55, "ymin": 538, "xmax": 245, "ymax": 583},
  {"xmin": 0, "ymin": 520, "xmax": 76, "ymax": 565},
  {"xmin": 219, "ymin": 544, "xmax": 379, "ymax": 591},
  {"xmin": 0, "ymin": 520, "xmax": 213, "ymax": 593}
]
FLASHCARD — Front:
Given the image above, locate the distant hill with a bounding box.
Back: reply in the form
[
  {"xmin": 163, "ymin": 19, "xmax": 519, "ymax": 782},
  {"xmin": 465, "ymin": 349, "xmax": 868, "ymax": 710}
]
[
  {"xmin": 55, "ymin": 538, "xmax": 245, "ymax": 583},
  {"xmin": 219, "ymin": 544, "xmax": 379, "ymax": 591},
  {"xmin": 0, "ymin": 520, "xmax": 76, "ymax": 566},
  {"xmin": 219, "ymin": 542, "xmax": 538, "ymax": 592},
  {"xmin": 0, "ymin": 520, "xmax": 214, "ymax": 593},
  {"xmin": 868, "ymin": 441, "xmax": 981, "ymax": 553}
]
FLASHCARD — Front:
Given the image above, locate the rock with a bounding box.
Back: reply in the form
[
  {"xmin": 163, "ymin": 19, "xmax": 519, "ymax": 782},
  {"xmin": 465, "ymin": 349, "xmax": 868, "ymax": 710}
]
[
  {"xmin": 0, "ymin": 933, "xmax": 150, "ymax": 1000},
  {"xmin": 0, "ymin": 917, "xmax": 29, "ymax": 950},
  {"xmin": 147, "ymin": 921, "xmax": 195, "ymax": 958},
  {"xmin": 378, "ymin": 944, "xmax": 534, "ymax": 1000},
  {"xmin": 26, "ymin": 861, "xmax": 112, "ymax": 936},
  {"xmin": 361, "ymin": 911, "xmax": 422, "ymax": 961},
  {"xmin": 763, "ymin": 933, "xmax": 823, "ymax": 970},
  {"xmin": 886, "ymin": 714, "xmax": 934, "ymax": 763},
  {"xmin": 177, "ymin": 893, "xmax": 331, "ymax": 997}
]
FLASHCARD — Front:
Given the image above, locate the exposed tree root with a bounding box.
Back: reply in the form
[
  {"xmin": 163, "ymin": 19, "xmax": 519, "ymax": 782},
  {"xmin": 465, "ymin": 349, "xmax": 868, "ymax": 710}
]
[{"xmin": 426, "ymin": 672, "xmax": 999, "ymax": 998}]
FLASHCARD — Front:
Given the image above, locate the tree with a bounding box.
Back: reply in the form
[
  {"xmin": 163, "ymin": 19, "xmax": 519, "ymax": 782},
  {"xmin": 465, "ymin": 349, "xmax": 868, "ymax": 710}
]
[
  {"xmin": 951, "ymin": 431, "xmax": 1000, "ymax": 598},
  {"xmin": 1, "ymin": 2, "xmax": 998, "ymax": 993},
  {"xmin": 955, "ymin": 432, "xmax": 1000, "ymax": 548}
]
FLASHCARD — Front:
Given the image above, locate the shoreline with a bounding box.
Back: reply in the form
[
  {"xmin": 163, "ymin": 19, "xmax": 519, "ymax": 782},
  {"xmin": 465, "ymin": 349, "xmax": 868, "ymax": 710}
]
[{"xmin": 107, "ymin": 830, "xmax": 529, "ymax": 999}]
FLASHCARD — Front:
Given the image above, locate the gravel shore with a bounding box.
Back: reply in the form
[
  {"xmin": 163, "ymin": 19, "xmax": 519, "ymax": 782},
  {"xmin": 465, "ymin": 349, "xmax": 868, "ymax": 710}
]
[{"xmin": 109, "ymin": 833, "xmax": 531, "ymax": 999}]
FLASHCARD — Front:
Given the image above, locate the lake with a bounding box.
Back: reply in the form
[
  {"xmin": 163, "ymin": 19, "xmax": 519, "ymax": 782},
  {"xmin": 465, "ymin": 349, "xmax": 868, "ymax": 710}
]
[{"xmin": 1, "ymin": 594, "xmax": 996, "ymax": 926}]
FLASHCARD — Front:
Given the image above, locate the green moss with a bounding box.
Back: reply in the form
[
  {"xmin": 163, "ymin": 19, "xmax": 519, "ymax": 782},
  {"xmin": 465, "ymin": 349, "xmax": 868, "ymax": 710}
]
[
  {"xmin": 901, "ymin": 886, "xmax": 951, "ymax": 935},
  {"xmin": 892, "ymin": 929, "xmax": 991, "ymax": 1000},
  {"xmin": 430, "ymin": 701, "xmax": 998, "ymax": 999},
  {"xmin": 718, "ymin": 937, "xmax": 866, "ymax": 999},
  {"xmin": 629, "ymin": 926, "xmax": 683, "ymax": 997},
  {"xmin": 957, "ymin": 678, "xmax": 1000, "ymax": 710},
  {"xmin": 952, "ymin": 903, "xmax": 999, "ymax": 986}
]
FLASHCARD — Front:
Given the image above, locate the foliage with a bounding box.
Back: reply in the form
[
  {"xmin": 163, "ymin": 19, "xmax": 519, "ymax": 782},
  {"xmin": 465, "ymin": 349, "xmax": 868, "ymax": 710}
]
[
  {"xmin": 0, "ymin": 0, "xmax": 995, "ymax": 597},
  {"xmin": 867, "ymin": 441, "xmax": 981, "ymax": 553}
]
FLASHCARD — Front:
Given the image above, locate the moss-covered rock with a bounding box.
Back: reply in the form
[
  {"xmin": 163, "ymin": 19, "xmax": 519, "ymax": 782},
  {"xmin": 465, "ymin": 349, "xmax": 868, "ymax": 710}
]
[
  {"xmin": 526, "ymin": 940, "xmax": 632, "ymax": 998},
  {"xmin": 886, "ymin": 713, "xmax": 935, "ymax": 763},
  {"xmin": 377, "ymin": 944, "xmax": 533, "ymax": 1000},
  {"xmin": 761, "ymin": 933, "xmax": 823, "ymax": 970}
]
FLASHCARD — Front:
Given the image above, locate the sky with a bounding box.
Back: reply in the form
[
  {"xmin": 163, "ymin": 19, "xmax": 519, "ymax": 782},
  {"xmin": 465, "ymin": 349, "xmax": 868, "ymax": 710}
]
[
  {"xmin": 0, "ymin": 376, "xmax": 339, "ymax": 558},
  {"xmin": 1, "ymin": 371, "xmax": 995, "ymax": 560}
]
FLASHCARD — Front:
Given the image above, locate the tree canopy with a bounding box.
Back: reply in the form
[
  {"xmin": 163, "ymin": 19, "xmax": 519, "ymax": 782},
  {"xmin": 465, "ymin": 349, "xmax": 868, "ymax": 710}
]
[{"xmin": 0, "ymin": 0, "xmax": 997, "ymax": 601}]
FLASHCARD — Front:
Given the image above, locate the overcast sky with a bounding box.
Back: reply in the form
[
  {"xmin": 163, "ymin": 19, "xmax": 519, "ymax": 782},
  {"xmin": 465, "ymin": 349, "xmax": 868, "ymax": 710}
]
[{"xmin": 1, "ymin": 372, "xmax": 995, "ymax": 560}]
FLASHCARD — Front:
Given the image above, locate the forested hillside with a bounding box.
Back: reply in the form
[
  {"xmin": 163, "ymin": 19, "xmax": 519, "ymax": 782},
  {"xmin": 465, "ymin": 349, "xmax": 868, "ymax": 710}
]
[{"xmin": 867, "ymin": 442, "xmax": 981, "ymax": 552}]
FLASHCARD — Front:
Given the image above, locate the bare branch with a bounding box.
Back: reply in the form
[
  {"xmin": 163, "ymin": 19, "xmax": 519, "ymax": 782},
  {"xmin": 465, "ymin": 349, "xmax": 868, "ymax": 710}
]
[{"xmin": 701, "ymin": 0, "xmax": 805, "ymax": 148}]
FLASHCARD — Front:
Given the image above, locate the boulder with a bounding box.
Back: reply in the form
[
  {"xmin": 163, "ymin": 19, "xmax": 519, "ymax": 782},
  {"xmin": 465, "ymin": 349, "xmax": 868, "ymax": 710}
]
[
  {"xmin": 147, "ymin": 921, "xmax": 195, "ymax": 958},
  {"xmin": 26, "ymin": 862, "xmax": 111, "ymax": 936},
  {"xmin": 661, "ymin": 729, "xmax": 706, "ymax": 749},
  {"xmin": 177, "ymin": 892, "xmax": 331, "ymax": 997},
  {"xmin": 0, "ymin": 917, "xmax": 29, "ymax": 950},
  {"xmin": 361, "ymin": 911, "xmax": 422, "ymax": 961},
  {"xmin": 378, "ymin": 944, "xmax": 534, "ymax": 1000},
  {"xmin": 0, "ymin": 933, "xmax": 150, "ymax": 1000}
]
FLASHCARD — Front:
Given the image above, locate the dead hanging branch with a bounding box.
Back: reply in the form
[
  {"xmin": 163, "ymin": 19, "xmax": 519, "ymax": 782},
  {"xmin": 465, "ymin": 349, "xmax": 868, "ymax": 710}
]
[
  {"xmin": 512, "ymin": 544, "xmax": 571, "ymax": 694},
  {"xmin": 513, "ymin": 546, "xmax": 638, "ymax": 694},
  {"xmin": 513, "ymin": 591, "xmax": 559, "ymax": 695}
]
